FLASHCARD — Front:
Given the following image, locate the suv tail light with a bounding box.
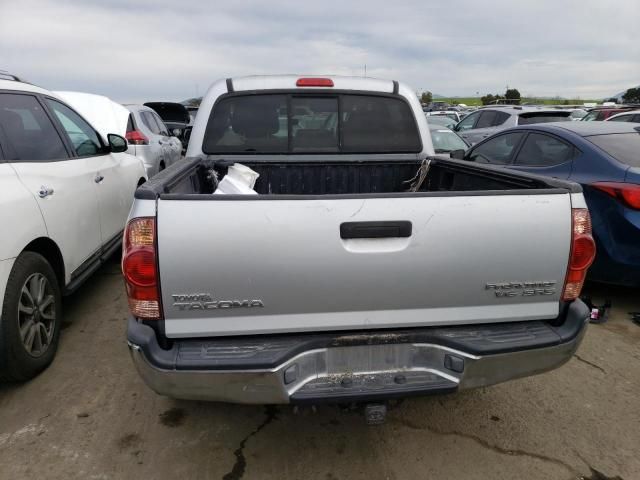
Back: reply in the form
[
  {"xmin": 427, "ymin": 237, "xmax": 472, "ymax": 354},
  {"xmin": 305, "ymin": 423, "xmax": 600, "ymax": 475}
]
[
  {"xmin": 122, "ymin": 218, "xmax": 162, "ymax": 319},
  {"xmin": 592, "ymin": 182, "xmax": 640, "ymax": 210},
  {"xmin": 296, "ymin": 77, "xmax": 334, "ymax": 87},
  {"xmin": 125, "ymin": 130, "xmax": 149, "ymax": 145},
  {"xmin": 562, "ymin": 209, "xmax": 596, "ymax": 301}
]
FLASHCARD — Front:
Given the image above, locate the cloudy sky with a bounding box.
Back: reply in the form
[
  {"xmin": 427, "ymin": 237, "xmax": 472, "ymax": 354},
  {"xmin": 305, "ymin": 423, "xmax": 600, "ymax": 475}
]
[{"xmin": 1, "ymin": 0, "xmax": 638, "ymax": 103}]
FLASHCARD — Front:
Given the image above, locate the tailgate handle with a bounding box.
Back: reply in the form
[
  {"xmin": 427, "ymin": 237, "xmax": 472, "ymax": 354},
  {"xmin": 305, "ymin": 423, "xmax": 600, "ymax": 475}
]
[{"xmin": 340, "ymin": 221, "xmax": 412, "ymax": 239}]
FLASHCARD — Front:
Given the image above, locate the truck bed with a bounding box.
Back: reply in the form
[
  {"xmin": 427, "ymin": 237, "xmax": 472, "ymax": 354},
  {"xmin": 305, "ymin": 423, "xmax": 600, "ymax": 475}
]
[{"xmin": 137, "ymin": 156, "xmax": 572, "ymax": 199}]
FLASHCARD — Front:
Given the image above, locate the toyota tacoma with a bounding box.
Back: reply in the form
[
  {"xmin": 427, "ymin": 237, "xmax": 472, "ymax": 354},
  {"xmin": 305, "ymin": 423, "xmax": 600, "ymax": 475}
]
[{"xmin": 124, "ymin": 75, "xmax": 595, "ymax": 405}]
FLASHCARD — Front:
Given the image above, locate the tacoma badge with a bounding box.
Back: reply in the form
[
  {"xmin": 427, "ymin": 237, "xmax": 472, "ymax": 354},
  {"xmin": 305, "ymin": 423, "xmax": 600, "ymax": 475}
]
[
  {"xmin": 485, "ymin": 281, "xmax": 556, "ymax": 297},
  {"xmin": 171, "ymin": 293, "xmax": 264, "ymax": 311}
]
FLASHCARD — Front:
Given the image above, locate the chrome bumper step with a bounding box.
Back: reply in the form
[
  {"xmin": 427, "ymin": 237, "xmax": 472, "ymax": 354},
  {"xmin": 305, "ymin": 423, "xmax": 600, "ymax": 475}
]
[{"xmin": 291, "ymin": 370, "xmax": 457, "ymax": 403}]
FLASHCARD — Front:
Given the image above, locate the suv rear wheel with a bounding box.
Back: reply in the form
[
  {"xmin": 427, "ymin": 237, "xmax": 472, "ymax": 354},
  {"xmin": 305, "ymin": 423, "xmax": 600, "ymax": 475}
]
[{"xmin": 0, "ymin": 252, "xmax": 62, "ymax": 382}]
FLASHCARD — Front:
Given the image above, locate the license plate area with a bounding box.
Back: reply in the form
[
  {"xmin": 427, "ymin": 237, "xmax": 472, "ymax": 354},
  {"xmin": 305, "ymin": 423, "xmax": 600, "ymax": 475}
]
[{"xmin": 287, "ymin": 343, "xmax": 467, "ymax": 403}]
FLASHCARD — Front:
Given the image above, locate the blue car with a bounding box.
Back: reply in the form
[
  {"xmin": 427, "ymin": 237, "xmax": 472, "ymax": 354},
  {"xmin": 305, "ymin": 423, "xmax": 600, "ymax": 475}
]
[{"xmin": 463, "ymin": 122, "xmax": 640, "ymax": 286}]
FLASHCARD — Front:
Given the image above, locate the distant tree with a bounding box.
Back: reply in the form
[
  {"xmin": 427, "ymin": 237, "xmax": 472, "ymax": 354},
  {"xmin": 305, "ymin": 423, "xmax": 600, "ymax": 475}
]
[
  {"xmin": 622, "ymin": 88, "xmax": 640, "ymax": 104},
  {"xmin": 420, "ymin": 91, "xmax": 433, "ymax": 104},
  {"xmin": 606, "ymin": 97, "xmax": 619, "ymax": 103},
  {"xmin": 481, "ymin": 94, "xmax": 495, "ymax": 105},
  {"xmin": 505, "ymin": 88, "xmax": 521, "ymax": 105},
  {"xmin": 481, "ymin": 93, "xmax": 505, "ymax": 105}
]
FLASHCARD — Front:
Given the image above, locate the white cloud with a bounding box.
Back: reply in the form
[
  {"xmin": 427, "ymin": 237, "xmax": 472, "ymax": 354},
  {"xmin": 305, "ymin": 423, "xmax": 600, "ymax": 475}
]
[{"xmin": 0, "ymin": 0, "xmax": 638, "ymax": 102}]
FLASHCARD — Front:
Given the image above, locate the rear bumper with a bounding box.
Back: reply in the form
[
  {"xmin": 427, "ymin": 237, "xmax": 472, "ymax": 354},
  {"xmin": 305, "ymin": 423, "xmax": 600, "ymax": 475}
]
[{"xmin": 127, "ymin": 300, "xmax": 590, "ymax": 404}]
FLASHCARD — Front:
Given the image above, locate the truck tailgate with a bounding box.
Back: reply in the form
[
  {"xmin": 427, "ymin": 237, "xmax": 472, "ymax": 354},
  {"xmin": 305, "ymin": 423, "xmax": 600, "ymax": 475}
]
[{"xmin": 157, "ymin": 194, "xmax": 571, "ymax": 338}]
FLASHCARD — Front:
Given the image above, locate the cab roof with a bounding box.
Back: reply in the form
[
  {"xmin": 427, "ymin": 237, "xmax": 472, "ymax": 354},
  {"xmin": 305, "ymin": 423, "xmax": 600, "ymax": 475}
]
[{"xmin": 228, "ymin": 75, "xmax": 398, "ymax": 94}]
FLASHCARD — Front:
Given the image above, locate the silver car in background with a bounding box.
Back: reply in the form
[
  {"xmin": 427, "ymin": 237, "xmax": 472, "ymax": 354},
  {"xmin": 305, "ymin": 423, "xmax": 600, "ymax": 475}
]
[
  {"xmin": 425, "ymin": 114, "xmax": 457, "ymax": 129},
  {"xmin": 426, "ymin": 110, "xmax": 463, "ymax": 122},
  {"xmin": 605, "ymin": 110, "xmax": 640, "ymax": 122},
  {"xmin": 569, "ymin": 108, "xmax": 588, "ymax": 121},
  {"xmin": 453, "ymin": 106, "xmax": 572, "ymax": 145},
  {"xmin": 125, "ymin": 105, "xmax": 182, "ymax": 177}
]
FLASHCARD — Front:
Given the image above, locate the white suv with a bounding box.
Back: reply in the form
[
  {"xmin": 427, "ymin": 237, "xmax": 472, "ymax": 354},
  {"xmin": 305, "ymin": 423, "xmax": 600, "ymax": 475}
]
[{"xmin": 0, "ymin": 74, "xmax": 147, "ymax": 381}]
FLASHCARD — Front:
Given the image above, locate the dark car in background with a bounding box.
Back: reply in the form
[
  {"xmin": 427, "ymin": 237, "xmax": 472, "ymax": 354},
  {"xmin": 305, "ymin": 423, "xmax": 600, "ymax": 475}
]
[{"xmin": 463, "ymin": 122, "xmax": 640, "ymax": 286}]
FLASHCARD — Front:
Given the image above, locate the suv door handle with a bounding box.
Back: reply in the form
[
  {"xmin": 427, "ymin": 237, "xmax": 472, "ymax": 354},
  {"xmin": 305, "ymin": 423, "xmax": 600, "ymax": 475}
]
[
  {"xmin": 38, "ymin": 186, "xmax": 54, "ymax": 198},
  {"xmin": 340, "ymin": 221, "xmax": 412, "ymax": 239},
  {"xmin": 94, "ymin": 174, "xmax": 104, "ymax": 183}
]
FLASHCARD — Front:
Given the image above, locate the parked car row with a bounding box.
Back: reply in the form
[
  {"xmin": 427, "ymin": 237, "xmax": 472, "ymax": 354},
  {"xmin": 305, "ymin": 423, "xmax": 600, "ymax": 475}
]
[
  {"xmin": 426, "ymin": 110, "xmax": 465, "ymax": 122},
  {"xmin": 0, "ymin": 76, "xmax": 147, "ymax": 380},
  {"xmin": 452, "ymin": 106, "xmax": 573, "ymax": 145},
  {"xmin": 55, "ymin": 94, "xmax": 189, "ymax": 179},
  {"xmin": 436, "ymin": 102, "xmax": 640, "ymax": 152},
  {"xmin": 582, "ymin": 105, "xmax": 640, "ymax": 122},
  {"xmin": 425, "ymin": 102, "xmax": 640, "ymax": 129}
]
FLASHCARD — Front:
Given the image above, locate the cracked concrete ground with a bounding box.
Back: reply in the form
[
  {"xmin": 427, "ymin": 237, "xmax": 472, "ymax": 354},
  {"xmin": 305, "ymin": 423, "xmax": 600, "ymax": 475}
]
[{"xmin": 0, "ymin": 257, "xmax": 638, "ymax": 480}]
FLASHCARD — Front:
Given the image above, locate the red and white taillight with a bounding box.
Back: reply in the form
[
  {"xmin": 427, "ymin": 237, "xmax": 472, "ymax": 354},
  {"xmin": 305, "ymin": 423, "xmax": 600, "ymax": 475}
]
[
  {"xmin": 125, "ymin": 130, "xmax": 149, "ymax": 145},
  {"xmin": 562, "ymin": 209, "xmax": 596, "ymax": 301},
  {"xmin": 122, "ymin": 218, "xmax": 162, "ymax": 319}
]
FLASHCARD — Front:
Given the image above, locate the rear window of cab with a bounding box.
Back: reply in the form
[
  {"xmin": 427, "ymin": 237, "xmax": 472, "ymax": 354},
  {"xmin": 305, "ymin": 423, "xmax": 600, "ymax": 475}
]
[{"xmin": 202, "ymin": 93, "xmax": 422, "ymax": 154}]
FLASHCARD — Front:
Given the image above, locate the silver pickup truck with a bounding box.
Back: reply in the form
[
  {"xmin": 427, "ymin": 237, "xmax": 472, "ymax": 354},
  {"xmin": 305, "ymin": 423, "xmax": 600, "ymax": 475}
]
[{"xmin": 124, "ymin": 75, "xmax": 595, "ymax": 406}]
